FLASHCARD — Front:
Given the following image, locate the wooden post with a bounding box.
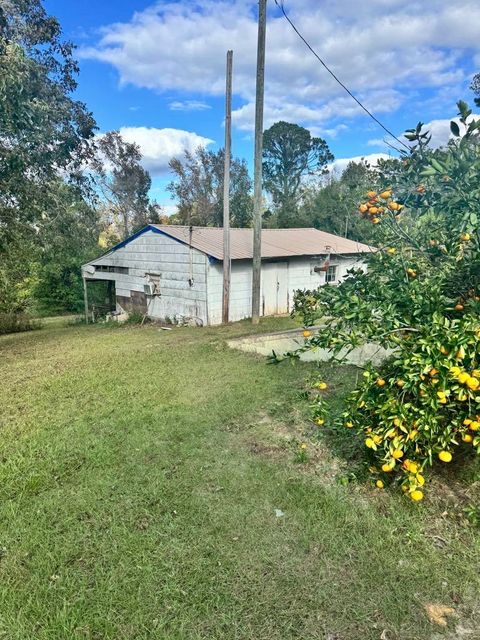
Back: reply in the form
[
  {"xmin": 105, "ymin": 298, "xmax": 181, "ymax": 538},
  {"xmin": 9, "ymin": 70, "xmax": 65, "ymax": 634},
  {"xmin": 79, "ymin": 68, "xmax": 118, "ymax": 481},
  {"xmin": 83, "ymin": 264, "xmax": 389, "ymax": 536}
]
[
  {"xmin": 251, "ymin": 0, "xmax": 267, "ymax": 324},
  {"xmin": 82, "ymin": 276, "xmax": 89, "ymax": 324},
  {"xmin": 222, "ymin": 50, "xmax": 233, "ymax": 325}
]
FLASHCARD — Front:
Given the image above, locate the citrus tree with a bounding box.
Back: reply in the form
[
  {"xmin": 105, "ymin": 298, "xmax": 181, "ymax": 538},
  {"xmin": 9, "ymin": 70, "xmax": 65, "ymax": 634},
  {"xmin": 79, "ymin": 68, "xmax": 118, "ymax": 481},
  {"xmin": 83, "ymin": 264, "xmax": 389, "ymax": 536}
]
[{"xmin": 290, "ymin": 102, "xmax": 480, "ymax": 501}]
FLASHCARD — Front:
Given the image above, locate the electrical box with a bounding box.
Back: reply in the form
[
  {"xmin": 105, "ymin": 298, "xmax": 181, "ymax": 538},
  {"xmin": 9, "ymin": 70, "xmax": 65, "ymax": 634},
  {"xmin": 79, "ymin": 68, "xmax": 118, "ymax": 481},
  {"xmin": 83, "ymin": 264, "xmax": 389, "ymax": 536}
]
[{"xmin": 144, "ymin": 282, "xmax": 156, "ymax": 296}]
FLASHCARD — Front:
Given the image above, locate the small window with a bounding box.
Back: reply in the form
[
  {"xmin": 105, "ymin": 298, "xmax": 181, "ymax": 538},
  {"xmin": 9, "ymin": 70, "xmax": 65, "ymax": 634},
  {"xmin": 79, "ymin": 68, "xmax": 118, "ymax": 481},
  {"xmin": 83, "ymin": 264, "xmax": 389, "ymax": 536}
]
[
  {"xmin": 96, "ymin": 265, "xmax": 129, "ymax": 275},
  {"xmin": 325, "ymin": 265, "xmax": 337, "ymax": 283}
]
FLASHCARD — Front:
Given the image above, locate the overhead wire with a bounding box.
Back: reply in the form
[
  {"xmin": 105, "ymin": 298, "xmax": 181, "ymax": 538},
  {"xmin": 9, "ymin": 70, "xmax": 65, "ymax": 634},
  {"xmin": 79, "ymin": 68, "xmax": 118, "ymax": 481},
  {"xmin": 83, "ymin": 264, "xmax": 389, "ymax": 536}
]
[{"xmin": 274, "ymin": 0, "xmax": 410, "ymax": 151}]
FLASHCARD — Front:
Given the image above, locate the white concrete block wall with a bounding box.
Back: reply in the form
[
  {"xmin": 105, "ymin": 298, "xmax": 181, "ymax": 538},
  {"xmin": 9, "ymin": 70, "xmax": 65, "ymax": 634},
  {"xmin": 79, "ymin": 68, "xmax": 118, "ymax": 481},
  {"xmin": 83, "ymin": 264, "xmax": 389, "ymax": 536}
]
[
  {"xmin": 207, "ymin": 254, "xmax": 367, "ymax": 324},
  {"xmin": 85, "ymin": 231, "xmax": 368, "ymax": 326},
  {"xmin": 86, "ymin": 229, "xmax": 208, "ymax": 323},
  {"xmin": 207, "ymin": 260, "xmax": 254, "ymax": 325}
]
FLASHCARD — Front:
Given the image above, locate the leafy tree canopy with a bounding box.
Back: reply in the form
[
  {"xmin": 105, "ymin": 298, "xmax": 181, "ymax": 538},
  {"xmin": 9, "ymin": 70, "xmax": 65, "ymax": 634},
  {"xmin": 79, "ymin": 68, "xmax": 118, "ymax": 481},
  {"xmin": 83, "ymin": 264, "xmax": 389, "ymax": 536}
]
[
  {"xmin": 262, "ymin": 121, "xmax": 333, "ymax": 227},
  {"xmin": 167, "ymin": 147, "xmax": 253, "ymax": 227},
  {"xmin": 287, "ymin": 102, "xmax": 480, "ymax": 500},
  {"xmin": 93, "ymin": 131, "xmax": 160, "ymax": 243},
  {"xmin": 0, "ymin": 0, "xmax": 96, "ymax": 249}
]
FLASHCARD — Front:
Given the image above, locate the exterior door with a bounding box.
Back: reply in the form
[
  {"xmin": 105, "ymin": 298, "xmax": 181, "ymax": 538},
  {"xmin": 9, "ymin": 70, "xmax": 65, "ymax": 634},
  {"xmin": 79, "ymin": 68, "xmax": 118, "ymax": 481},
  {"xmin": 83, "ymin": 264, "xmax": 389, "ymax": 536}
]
[{"xmin": 261, "ymin": 262, "xmax": 288, "ymax": 316}]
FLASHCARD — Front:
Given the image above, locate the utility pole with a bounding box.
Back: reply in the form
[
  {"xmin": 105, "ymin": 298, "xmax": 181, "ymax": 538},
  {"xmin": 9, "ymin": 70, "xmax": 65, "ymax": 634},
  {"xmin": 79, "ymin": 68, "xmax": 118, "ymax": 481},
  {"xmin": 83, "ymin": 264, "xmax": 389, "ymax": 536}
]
[
  {"xmin": 251, "ymin": 0, "xmax": 267, "ymax": 324},
  {"xmin": 82, "ymin": 276, "xmax": 89, "ymax": 324},
  {"xmin": 222, "ymin": 50, "xmax": 233, "ymax": 324}
]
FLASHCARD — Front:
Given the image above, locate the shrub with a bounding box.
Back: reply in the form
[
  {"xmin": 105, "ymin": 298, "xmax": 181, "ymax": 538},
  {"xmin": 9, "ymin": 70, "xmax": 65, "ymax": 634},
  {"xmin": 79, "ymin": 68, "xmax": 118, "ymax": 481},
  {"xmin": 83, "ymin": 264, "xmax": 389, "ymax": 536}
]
[
  {"xmin": 0, "ymin": 313, "xmax": 40, "ymax": 335},
  {"xmin": 289, "ymin": 102, "xmax": 480, "ymax": 501}
]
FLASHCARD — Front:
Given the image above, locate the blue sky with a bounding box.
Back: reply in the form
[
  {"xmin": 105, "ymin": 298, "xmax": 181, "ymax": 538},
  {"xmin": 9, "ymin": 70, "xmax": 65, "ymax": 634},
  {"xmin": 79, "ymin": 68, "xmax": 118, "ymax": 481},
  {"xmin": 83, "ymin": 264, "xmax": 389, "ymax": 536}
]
[{"xmin": 45, "ymin": 0, "xmax": 480, "ymax": 213}]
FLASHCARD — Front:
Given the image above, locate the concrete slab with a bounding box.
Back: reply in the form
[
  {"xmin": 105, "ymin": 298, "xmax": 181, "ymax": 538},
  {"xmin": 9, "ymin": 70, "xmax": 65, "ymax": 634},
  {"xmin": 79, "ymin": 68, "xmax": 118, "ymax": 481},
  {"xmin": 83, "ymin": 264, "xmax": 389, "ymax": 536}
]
[{"xmin": 227, "ymin": 326, "xmax": 393, "ymax": 366}]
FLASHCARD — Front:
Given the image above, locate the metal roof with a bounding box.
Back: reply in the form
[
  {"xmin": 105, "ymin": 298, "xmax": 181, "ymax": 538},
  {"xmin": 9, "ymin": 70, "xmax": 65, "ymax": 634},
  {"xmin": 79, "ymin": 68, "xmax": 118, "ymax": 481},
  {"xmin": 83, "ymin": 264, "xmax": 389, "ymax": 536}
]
[{"xmin": 151, "ymin": 225, "xmax": 374, "ymax": 260}]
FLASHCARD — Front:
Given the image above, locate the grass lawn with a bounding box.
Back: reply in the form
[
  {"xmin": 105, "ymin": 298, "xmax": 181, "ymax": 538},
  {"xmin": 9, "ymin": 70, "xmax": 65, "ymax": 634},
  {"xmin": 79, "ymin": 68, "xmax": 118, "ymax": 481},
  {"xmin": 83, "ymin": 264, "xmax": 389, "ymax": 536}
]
[{"xmin": 1, "ymin": 319, "xmax": 479, "ymax": 640}]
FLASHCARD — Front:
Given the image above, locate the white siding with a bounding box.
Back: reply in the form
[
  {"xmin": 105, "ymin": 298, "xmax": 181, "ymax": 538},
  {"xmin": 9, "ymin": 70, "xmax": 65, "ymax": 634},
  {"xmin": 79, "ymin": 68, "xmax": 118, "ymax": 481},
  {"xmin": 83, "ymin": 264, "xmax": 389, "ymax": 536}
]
[
  {"xmin": 85, "ymin": 230, "xmax": 208, "ymax": 323},
  {"xmin": 84, "ymin": 230, "xmax": 367, "ymax": 326},
  {"xmin": 207, "ymin": 260, "xmax": 253, "ymax": 325},
  {"xmin": 287, "ymin": 255, "xmax": 366, "ymax": 308},
  {"xmin": 207, "ymin": 254, "xmax": 367, "ymax": 325}
]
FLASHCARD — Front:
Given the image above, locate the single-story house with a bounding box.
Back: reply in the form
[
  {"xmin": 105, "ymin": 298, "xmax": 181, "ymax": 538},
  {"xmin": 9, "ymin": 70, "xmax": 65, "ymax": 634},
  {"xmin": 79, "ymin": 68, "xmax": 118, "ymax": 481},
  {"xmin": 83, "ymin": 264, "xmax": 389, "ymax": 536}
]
[{"xmin": 81, "ymin": 225, "xmax": 373, "ymax": 325}]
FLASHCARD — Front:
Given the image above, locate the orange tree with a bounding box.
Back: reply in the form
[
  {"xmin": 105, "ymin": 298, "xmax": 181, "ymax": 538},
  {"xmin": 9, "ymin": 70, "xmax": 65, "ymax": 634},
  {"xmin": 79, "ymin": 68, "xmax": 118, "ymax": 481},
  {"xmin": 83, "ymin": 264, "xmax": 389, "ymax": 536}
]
[{"xmin": 289, "ymin": 103, "xmax": 480, "ymax": 501}]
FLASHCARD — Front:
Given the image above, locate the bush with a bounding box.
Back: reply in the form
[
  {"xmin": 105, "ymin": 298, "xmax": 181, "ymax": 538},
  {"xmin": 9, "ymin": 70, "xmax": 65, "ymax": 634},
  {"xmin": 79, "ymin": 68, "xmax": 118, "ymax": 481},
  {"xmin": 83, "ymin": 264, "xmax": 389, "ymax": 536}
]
[
  {"xmin": 0, "ymin": 313, "xmax": 40, "ymax": 335},
  {"xmin": 289, "ymin": 102, "xmax": 480, "ymax": 501}
]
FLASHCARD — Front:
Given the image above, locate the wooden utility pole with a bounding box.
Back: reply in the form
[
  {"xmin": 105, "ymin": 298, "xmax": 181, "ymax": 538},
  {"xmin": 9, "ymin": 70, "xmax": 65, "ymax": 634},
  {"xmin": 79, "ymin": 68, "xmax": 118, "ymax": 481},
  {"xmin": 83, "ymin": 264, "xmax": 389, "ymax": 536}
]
[
  {"xmin": 82, "ymin": 276, "xmax": 89, "ymax": 324},
  {"xmin": 251, "ymin": 0, "xmax": 267, "ymax": 324},
  {"xmin": 222, "ymin": 50, "xmax": 233, "ymax": 324}
]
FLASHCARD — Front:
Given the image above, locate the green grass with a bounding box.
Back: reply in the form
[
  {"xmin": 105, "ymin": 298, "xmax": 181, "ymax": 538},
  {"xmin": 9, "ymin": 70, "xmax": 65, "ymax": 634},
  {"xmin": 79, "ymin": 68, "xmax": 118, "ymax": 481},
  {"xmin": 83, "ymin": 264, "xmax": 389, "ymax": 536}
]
[{"xmin": 1, "ymin": 319, "xmax": 479, "ymax": 640}]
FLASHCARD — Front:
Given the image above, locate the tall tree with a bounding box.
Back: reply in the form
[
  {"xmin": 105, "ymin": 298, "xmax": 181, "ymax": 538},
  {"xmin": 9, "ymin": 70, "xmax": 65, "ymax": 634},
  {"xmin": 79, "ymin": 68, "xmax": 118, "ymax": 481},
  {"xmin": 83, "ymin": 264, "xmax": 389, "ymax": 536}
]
[
  {"xmin": 0, "ymin": 0, "xmax": 96, "ymax": 315},
  {"xmin": 0, "ymin": 0, "xmax": 96, "ymax": 250},
  {"xmin": 33, "ymin": 182, "xmax": 100, "ymax": 314},
  {"xmin": 262, "ymin": 121, "xmax": 333, "ymax": 227},
  {"xmin": 167, "ymin": 147, "xmax": 253, "ymax": 227},
  {"xmin": 93, "ymin": 131, "xmax": 159, "ymax": 242}
]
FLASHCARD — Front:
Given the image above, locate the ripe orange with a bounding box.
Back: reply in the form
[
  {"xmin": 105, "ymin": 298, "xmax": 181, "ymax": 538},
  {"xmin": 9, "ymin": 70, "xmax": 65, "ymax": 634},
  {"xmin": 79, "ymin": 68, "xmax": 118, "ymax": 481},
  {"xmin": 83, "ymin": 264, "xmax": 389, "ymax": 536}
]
[
  {"xmin": 303, "ymin": 329, "xmax": 312, "ymax": 338},
  {"xmin": 388, "ymin": 201, "xmax": 400, "ymax": 211},
  {"xmin": 379, "ymin": 190, "xmax": 392, "ymax": 199},
  {"xmin": 455, "ymin": 303, "xmax": 464, "ymax": 311},
  {"xmin": 410, "ymin": 490, "xmax": 424, "ymax": 501},
  {"xmin": 376, "ymin": 378, "xmax": 386, "ymax": 387},
  {"xmin": 438, "ymin": 451, "xmax": 452, "ymax": 463}
]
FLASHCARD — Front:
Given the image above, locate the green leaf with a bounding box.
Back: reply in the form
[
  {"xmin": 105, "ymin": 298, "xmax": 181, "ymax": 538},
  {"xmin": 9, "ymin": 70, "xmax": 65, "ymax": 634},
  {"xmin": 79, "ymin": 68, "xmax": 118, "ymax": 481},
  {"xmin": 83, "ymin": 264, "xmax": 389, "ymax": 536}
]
[{"xmin": 450, "ymin": 121, "xmax": 460, "ymax": 137}]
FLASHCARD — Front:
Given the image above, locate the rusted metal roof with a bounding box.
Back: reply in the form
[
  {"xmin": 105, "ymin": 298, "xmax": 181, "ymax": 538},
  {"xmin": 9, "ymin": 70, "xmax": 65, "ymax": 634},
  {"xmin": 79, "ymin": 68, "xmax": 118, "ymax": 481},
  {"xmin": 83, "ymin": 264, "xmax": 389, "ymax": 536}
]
[{"xmin": 151, "ymin": 225, "xmax": 374, "ymax": 260}]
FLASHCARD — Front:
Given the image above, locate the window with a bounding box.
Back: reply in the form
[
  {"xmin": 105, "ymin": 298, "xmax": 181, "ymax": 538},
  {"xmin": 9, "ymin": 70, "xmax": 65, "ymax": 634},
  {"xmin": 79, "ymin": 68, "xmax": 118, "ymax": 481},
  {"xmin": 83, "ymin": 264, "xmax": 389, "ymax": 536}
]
[
  {"xmin": 95, "ymin": 265, "xmax": 129, "ymax": 275},
  {"xmin": 325, "ymin": 265, "xmax": 337, "ymax": 283}
]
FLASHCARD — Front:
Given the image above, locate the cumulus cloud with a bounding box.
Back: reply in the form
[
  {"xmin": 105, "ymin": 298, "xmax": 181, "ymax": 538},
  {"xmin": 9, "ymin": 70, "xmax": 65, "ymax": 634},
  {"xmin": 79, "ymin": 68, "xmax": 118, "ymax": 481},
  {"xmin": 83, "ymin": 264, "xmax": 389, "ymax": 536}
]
[
  {"xmin": 117, "ymin": 127, "xmax": 213, "ymax": 175},
  {"xmin": 328, "ymin": 153, "xmax": 392, "ymax": 177},
  {"xmin": 368, "ymin": 114, "xmax": 480, "ymax": 150},
  {"xmin": 81, "ymin": 0, "xmax": 480, "ymax": 132}
]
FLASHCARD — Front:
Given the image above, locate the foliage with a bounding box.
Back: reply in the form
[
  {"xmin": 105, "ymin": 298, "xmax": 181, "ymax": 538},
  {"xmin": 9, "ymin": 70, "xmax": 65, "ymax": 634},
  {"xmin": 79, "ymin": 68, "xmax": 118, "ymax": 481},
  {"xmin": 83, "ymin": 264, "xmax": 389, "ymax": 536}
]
[
  {"xmin": 296, "ymin": 160, "xmax": 378, "ymax": 242},
  {"xmin": 0, "ymin": 229, "xmax": 37, "ymax": 314},
  {"xmin": 167, "ymin": 147, "xmax": 253, "ymax": 227},
  {"xmin": 0, "ymin": 312, "xmax": 39, "ymax": 335},
  {"xmin": 93, "ymin": 131, "xmax": 160, "ymax": 243},
  {"xmin": 0, "ymin": 0, "xmax": 96, "ymax": 250},
  {"xmin": 290, "ymin": 102, "xmax": 480, "ymax": 500},
  {"xmin": 471, "ymin": 72, "xmax": 480, "ymax": 108},
  {"xmin": 262, "ymin": 121, "xmax": 333, "ymax": 227},
  {"xmin": 33, "ymin": 182, "xmax": 100, "ymax": 314}
]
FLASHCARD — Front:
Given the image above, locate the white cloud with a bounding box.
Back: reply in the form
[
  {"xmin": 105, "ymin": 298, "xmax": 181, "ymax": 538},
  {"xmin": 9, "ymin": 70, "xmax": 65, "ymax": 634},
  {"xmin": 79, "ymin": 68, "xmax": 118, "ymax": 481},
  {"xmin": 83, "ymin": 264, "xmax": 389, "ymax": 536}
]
[
  {"xmin": 168, "ymin": 100, "xmax": 211, "ymax": 112},
  {"xmin": 414, "ymin": 114, "xmax": 480, "ymax": 148},
  {"xmin": 118, "ymin": 126, "xmax": 214, "ymax": 175},
  {"xmin": 81, "ymin": 0, "xmax": 480, "ymax": 132},
  {"xmin": 328, "ymin": 153, "xmax": 392, "ymax": 177},
  {"xmin": 367, "ymin": 114, "xmax": 480, "ymax": 150}
]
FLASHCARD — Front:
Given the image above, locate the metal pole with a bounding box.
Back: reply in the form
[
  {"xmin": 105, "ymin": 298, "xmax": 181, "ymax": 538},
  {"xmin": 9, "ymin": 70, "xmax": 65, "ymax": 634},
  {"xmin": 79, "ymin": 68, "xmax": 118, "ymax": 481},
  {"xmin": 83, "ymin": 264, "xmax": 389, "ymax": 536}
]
[
  {"xmin": 222, "ymin": 50, "xmax": 233, "ymax": 324},
  {"xmin": 82, "ymin": 276, "xmax": 89, "ymax": 324},
  {"xmin": 251, "ymin": 0, "xmax": 267, "ymax": 324}
]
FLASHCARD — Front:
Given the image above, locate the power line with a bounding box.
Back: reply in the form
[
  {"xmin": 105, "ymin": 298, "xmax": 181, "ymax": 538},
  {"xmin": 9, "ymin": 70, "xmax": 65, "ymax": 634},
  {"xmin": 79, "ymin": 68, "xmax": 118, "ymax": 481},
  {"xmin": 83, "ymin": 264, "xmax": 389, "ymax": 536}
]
[{"xmin": 274, "ymin": 0, "xmax": 410, "ymax": 151}]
